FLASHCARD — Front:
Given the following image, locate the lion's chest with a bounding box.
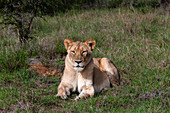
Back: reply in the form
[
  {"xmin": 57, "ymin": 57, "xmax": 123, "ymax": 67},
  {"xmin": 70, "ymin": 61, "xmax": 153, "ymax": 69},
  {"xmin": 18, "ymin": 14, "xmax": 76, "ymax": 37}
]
[{"xmin": 77, "ymin": 73, "xmax": 86, "ymax": 93}]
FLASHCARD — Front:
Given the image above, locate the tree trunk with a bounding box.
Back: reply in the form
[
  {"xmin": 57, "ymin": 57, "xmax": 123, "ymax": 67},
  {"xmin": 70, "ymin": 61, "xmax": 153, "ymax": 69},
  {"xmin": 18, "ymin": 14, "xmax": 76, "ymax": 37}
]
[{"xmin": 19, "ymin": 30, "xmax": 26, "ymax": 44}]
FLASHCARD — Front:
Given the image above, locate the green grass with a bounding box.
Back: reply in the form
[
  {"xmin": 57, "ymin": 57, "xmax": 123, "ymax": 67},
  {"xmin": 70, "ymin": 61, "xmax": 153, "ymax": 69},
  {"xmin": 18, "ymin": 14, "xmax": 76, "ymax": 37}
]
[{"xmin": 0, "ymin": 8, "xmax": 169, "ymax": 112}]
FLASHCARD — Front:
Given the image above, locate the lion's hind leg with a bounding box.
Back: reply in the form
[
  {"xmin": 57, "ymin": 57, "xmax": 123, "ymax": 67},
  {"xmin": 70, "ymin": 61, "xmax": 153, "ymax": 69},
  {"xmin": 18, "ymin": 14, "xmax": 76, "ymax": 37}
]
[{"xmin": 100, "ymin": 58, "xmax": 120, "ymax": 87}]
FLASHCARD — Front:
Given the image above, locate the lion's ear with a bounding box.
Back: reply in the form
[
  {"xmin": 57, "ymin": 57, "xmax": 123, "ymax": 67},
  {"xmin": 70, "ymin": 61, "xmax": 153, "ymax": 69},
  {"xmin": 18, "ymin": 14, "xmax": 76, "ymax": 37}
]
[
  {"xmin": 85, "ymin": 39, "xmax": 96, "ymax": 51},
  {"xmin": 64, "ymin": 39, "xmax": 73, "ymax": 50}
]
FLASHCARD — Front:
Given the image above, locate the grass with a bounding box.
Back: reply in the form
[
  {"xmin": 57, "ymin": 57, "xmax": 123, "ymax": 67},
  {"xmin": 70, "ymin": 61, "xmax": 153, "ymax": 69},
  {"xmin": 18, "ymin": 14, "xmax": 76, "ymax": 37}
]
[{"xmin": 0, "ymin": 7, "xmax": 169, "ymax": 112}]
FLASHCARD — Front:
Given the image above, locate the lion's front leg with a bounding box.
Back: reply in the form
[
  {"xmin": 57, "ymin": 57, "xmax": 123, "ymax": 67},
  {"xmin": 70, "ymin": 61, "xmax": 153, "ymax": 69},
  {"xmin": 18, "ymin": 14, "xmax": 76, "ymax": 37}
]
[
  {"xmin": 57, "ymin": 83, "xmax": 73, "ymax": 99},
  {"xmin": 75, "ymin": 85, "xmax": 94, "ymax": 100}
]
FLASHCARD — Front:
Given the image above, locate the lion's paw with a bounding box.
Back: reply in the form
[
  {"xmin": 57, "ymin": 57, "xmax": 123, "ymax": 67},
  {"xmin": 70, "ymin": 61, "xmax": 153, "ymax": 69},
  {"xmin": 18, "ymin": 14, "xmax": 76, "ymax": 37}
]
[
  {"xmin": 56, "ymin": 93, "xmax": 67, "ymax": 99},
  {"xmin": 74, "ymin": 96, "xmax": 80, "ymax": 100}
]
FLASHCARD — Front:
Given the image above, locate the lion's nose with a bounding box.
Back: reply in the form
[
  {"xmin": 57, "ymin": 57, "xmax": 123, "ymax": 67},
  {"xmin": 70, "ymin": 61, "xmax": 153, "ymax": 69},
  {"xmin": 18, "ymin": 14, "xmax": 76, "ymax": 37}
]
[{"xmin": 75, "ymin": 60, "xmax": 82, "ymax": 64}]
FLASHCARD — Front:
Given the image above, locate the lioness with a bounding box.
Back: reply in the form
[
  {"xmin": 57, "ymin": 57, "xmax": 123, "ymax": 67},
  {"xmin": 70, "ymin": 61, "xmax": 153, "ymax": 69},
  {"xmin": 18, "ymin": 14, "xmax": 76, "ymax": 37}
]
[{"xmin": 57, "ymin": 39, "xmax": 120, "ymax": 100}]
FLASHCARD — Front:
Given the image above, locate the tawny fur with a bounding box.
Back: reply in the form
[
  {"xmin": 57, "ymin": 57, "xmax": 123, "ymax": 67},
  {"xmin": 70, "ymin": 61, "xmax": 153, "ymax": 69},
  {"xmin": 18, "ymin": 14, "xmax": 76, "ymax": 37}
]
[{"xmin": 57, "ymin": 39, "xmax": 120, "ymax": 100}]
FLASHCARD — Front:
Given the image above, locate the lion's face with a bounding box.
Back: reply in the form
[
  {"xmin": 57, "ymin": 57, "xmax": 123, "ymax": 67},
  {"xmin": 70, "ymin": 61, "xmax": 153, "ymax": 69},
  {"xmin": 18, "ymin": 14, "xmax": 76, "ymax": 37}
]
[
  {"xmin": 64, "ymin": 39, "xmax": 96, "ymax": 72},
  {"xmin": 67, "ymin": 41, "xmax": 92, "ymax": 72}
]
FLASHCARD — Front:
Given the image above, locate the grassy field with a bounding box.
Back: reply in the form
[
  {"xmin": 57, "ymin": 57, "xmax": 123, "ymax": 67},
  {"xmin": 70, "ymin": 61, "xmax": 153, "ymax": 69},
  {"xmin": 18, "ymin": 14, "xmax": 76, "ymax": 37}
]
[{"xmin": 0, "ymin": 8, "xmax": 169, "ymax": 112}]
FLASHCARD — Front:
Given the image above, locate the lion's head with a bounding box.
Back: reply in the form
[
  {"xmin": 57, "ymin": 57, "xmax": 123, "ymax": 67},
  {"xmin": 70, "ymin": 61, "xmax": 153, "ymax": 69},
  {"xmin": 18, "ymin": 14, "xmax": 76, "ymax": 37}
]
[{"xmin": 64, "ymin": 39, "xmax": 96, "ymax": 72}]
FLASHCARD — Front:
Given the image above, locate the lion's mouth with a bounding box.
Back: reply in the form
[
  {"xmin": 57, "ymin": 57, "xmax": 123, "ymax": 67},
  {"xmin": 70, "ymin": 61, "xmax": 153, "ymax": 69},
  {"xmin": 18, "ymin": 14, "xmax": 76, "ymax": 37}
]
[
  {"xmin": 76, "ymin": 65, "xmax": 84, "ymax": 68},
  {"xmin": 76, "ymin": 65, "xmax": 80, "ymax": 67}
]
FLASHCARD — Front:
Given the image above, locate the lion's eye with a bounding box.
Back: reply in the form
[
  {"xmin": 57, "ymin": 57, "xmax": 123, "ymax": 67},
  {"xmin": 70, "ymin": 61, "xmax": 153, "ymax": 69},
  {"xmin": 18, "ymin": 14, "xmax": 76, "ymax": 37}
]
[
  {"xmin": 82, "ymin": 51, "xmax": 87, "ymax": 54},
  {"xmin": 71, "ymin": 51, "xmax": 75, "ymax": 54}
]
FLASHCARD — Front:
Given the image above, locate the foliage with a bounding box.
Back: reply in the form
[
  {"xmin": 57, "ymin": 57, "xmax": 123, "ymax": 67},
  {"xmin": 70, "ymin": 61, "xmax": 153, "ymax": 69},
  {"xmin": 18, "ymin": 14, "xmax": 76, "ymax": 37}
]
[
  {"xmin": 0, "ymin": 0, "xmax": 39, "ymax": 43},
  {"xmin": 0, "ymin": 0, "xmax": 65, "ymax": 44},
  {"xmin": 0, "ymin": 8, "xmax": 169, "ymax": 112},
  {"xmin": 0, "ymin": 0, "xmax": 167, "ymax": 44}
]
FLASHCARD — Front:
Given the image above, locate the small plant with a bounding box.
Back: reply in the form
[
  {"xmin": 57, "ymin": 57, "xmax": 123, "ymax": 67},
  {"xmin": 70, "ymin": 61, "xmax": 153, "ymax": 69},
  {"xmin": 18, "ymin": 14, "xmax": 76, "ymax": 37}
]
[{"xmin": 0, "ymin": 46, "xmax": 29, "ymax": 72}]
